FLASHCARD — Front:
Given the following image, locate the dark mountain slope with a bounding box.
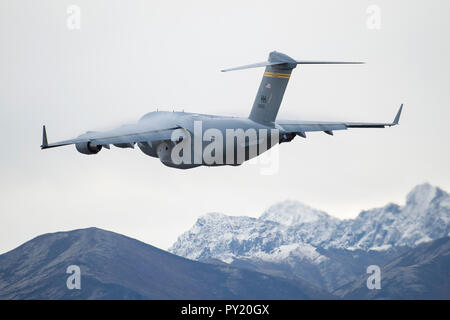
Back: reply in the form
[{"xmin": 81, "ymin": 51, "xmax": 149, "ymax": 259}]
[
  {"xmin": 334, "ymin": 237, "xmax": 450, "ymax": 299},
  {"xmin": 0, "ymin": 228, "xmax": 330, "ymax": 299}
]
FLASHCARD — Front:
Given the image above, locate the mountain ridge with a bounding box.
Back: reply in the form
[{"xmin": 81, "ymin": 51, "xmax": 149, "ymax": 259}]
[
  {"xmin": 170, "ymin": 183, "xmax": 450, "ymax": 291},
  {"xmin": 171, "ymin": 183, "xmax": 449, "ymax": 257},
  {"xmin": 334, "ymin": 236, "xmax": 450, "ymax": 299},
  {"xmin": 0, "ymin": 227, "xmax": 330, "ymax": 299}
]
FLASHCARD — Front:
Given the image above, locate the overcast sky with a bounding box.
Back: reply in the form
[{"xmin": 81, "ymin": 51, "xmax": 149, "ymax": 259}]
[{"xmin": 1, "ymin": 0, "xmax": 449, "ymax": 254}]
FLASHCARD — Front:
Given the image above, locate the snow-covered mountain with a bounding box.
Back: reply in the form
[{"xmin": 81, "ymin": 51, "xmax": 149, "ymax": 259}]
[
  {"xmin": 327, "ymin": 183, "xmax": 450, "ymax": 250},
  {"xmin": 169, "ymin": 183, "xmax": 450, "ymax": 290},
  {"xmin": 171, "ymin": 183, "xmax": 449, "ymax": 260},
  {"xmin": 170, "ymin": 202, "xmax": 340, "ymax": 265}
]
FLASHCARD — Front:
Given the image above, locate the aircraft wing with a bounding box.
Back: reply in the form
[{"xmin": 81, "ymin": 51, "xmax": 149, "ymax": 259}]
[
  {"xmin": 41, "ymin": 125, "xmax": 179, "ymax": 149},
  {"xmin": 277, "ymin": 104, "xmax": 403, "ymax": 137}
]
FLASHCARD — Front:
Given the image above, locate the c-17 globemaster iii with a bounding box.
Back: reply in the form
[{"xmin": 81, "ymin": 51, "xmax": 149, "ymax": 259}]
[{"xmin": 41, "ymin": 51, "xmax": 403, "ymax": 169}]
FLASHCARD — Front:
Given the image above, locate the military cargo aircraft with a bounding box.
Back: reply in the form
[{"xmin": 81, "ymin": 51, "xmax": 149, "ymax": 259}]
[{"xmin": 41, "ymin": 51, "xmax": 403, "ymax": 169}]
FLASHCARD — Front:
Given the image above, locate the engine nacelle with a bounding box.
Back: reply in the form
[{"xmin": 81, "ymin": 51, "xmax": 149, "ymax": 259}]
[
  {"xmin": 75, "ymin": 142, "xmax": 102, "ymax": 155},
  {"xmin": 156, "ymin": 141, "xmax": 199, "ymax": 169},
  {"xmin": 156, "ymin": 141, "xmax": 174, "ymax": 163}
]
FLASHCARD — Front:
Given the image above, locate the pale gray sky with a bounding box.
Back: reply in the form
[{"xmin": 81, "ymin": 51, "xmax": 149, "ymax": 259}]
[{"xmin": 1, "ymin": 0, "xmax": 449, "ymax": 254}]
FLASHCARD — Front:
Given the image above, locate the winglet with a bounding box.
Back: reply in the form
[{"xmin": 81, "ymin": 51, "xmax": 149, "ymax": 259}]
[
  {"xmin": 392, "ymin": 104, "xmax": 403, "ymax": 126},
  {"xmin": 41, "ymin": 125, "xmax": 48, "ymax": 149}
]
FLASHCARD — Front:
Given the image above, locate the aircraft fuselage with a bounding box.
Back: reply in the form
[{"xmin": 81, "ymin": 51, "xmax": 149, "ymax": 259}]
[{"xmin": 136, "ymin": 111, "xmax": 284, "ymax": 169}]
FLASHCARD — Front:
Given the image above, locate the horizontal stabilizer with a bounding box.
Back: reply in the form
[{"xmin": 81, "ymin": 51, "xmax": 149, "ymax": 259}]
[
  {"xmin": 295, "ymin": 60, "xmax": 364, "ymax": 65},
  {"xmin": 221, "ymin": 51, "xmax": 364, "ymax": 72},
  {"xmin": 221, "ymin": 61, "xmax": 287, "ymax": 72}
]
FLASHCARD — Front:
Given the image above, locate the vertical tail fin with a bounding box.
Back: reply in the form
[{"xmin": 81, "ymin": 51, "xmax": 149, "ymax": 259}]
[
  {"xmin": 221, "ymin": 51, "xmax": 364, "ymax": 124},
  {"xmin": 249, "ymin": 52, "xmax": 297, "ymax": 123}
]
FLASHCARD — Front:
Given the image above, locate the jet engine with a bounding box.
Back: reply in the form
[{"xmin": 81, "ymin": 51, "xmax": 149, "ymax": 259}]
[
  {"xmin": 156, "ymin": 141, "xmax": 199, "ymax": 169},
  {"xmin": 156, "ymin": 141, "xmax": 173, "ymax": 163},
  {"xmin": 75, "ymin": 142, "xmax": 102, "ymax": 155}
]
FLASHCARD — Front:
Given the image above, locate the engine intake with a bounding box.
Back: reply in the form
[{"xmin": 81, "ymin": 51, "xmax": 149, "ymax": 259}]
[{"xmin": 75, "ymin": 142, "xmax": 102, "ymax": 155}]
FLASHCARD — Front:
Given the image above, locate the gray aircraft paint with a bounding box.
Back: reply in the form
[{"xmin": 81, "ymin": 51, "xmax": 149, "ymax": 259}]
[
  {"xmin": 249, "ymin": 52, "xmax": 297, "ymax": 123},
  {"xmin": 138, "ymin": 112, "xmax": 278, "ymax": 168},
  {"xmin": 41, "ymin": 51, "xmax": 403, "ymax": 169}
]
